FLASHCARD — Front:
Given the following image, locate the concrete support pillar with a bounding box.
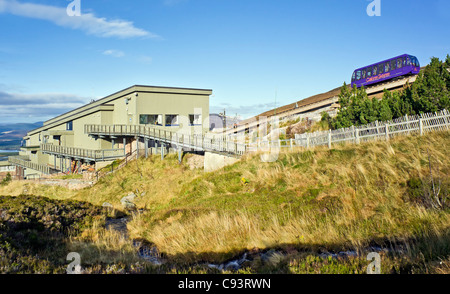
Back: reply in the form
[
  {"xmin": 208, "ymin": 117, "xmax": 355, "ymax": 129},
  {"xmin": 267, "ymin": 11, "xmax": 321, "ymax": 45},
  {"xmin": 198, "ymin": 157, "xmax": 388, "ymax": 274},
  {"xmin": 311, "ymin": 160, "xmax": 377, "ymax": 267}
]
[
  {"xmin": 145, "ymin": 138, "xmax": 149, "ymax": 158},
  {"xmin": 136, "ymin": 137, "xmax": 139, "ymax": 159},
  {"xmin": 178, "ymin": 148, "xmax": 183, "ymax": 164}
]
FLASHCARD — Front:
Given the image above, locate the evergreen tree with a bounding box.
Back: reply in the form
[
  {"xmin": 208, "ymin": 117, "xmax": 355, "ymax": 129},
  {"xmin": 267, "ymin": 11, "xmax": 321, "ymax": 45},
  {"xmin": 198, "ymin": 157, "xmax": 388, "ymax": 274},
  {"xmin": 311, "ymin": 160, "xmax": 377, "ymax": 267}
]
[
  {"xmin": 409, "ymin": 57, "xmax": 450, "ymax": 113},
  {"xmin": 327, "ymin": 54, "xmax": 450, "ymax": 130}
]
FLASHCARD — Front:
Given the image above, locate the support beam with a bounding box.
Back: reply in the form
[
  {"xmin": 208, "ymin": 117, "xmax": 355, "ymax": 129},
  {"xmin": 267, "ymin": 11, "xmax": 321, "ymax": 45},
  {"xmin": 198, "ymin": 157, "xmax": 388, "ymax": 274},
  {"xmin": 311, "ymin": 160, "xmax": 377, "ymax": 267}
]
[
  {"xmin": 123, "ymin": 137, "xmax": 127, "ymax": 155},
  {"xmin": 145, "ymin": 138, "xmax": 149, "ymax": 158},
  {"xmin": 136, "ymin": 136, "xmax": 139, "ymax": 160},
  {"xmin": 178, "ymin": 148, "xmax": 183, "ymax": 164},
  {"xmin": 161, "ymin": 143, "xmax": 165, "ymax": 160}
]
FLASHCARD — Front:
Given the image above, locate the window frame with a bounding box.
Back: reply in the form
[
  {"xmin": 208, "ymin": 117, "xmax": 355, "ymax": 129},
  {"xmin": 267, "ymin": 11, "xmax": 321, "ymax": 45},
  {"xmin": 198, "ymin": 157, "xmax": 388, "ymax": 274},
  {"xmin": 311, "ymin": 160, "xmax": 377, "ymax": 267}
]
[
  {"xmin": 66, "ymin": 121, "xmax": 73, "ymax": 131},
  {"xmin": 397, "ymin": 58, "xmax": 403, "ymax": 69},
  {"xmin": 140, "ymin": 114, "xmax": 162, "ymax": 126},
  {"xmin": 189, "ymin": 114, "xmax": 203, "ymax": 126},
  {"xmin": 391, "ymin": 60, "xmax": 397, "ymax": 71},
  {"xmin": 165, "ymin": 114, "xmax": 180, "ymax": 127}
]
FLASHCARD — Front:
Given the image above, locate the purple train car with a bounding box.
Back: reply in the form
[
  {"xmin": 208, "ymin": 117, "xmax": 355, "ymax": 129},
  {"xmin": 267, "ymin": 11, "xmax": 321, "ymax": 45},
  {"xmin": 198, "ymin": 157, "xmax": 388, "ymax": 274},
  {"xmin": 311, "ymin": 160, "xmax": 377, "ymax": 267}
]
[{"xmin": 351, "ymin": 54, "xmax": 420, "ymax": 88}]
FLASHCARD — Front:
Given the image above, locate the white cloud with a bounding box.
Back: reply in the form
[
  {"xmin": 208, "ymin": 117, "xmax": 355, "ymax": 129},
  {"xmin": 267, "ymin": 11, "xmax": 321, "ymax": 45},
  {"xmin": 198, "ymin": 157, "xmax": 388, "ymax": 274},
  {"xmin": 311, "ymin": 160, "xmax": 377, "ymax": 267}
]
[
  {"xmin": 0, "ymin": 90, "xmax": 89, "ymax": 123},
  {"xmin": 210, "ymin": 102, "xmax": 278, "ymax": 119},
  {"xmin": 0, "ymin": 0, "xmax": 158, "ymax": 39},
  {"xmin": 102, "ymin": 49, "xmax": 125, "ymax": 58},
  {"xmin": 138, "ymin": 55, "xmax": 153, "ymax": 64}
]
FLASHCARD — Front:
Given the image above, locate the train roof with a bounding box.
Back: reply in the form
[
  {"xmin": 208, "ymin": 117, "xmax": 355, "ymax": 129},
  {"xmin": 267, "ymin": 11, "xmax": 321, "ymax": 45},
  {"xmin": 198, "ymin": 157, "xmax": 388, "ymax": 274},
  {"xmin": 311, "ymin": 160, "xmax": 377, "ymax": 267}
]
[{"xmin": 353, "ymin": 54, "xmax": 417, "ymax": 72}]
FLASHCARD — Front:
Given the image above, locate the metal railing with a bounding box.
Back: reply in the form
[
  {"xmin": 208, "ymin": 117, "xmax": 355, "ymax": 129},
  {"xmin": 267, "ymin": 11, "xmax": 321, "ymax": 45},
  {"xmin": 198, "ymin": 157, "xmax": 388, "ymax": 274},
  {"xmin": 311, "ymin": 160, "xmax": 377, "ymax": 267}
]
[
  {"xmin": 85, "ymin": 124, "xmax": 248, "ymax": 156},
  {"xmin": 8, "ymin": 155, "xmax": 54, "ymax": 175},
  {"xmin": 41, "ymin": 144, "xmax": 126, "ymax": 161},
  {"xmin": 86, "ymin": 110, "xmax": 449, "ymax": 156}
]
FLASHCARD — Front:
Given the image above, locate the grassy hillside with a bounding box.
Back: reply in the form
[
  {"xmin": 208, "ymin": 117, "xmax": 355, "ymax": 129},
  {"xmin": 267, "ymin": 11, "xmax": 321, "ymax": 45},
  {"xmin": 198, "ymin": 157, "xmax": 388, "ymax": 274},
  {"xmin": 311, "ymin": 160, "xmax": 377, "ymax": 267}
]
[{"xmin": 1, "ymin": 131, "xmax": 449, "ymax": 273}]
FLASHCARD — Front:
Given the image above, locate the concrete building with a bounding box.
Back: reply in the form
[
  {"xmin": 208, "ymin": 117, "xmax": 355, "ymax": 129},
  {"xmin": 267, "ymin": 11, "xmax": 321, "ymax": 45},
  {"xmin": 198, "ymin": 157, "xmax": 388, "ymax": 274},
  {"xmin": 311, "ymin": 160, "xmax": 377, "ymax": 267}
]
[{"xmin": 10, "ymin": 85, "xmax": 212, "ymax": 178}]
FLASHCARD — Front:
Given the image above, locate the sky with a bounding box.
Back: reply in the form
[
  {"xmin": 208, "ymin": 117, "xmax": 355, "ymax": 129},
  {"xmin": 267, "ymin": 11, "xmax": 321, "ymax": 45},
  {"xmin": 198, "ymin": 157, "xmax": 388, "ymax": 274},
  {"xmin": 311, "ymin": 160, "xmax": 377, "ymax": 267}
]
[{"xmin": 0, "ymin": 0, "xmax": 449, "ymax": 124}]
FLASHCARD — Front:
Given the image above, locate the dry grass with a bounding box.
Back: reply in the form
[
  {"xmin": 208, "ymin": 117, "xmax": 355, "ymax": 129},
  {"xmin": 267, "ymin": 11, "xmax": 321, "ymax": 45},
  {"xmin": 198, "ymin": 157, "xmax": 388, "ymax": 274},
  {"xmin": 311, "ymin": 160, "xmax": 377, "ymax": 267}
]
[
  {"xmin": 1, "ymin": 131, "xmax": 449, "ymax": 265},
  {"xmin": 67, "ymin": 219, "xmax": 140, "ymax": 266}
]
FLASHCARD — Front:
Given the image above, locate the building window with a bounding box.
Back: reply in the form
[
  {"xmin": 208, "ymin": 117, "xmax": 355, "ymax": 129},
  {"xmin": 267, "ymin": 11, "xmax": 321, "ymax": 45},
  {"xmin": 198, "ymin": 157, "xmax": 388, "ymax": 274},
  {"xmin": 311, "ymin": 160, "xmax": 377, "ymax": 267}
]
[
  {"xmin": 66, "ymin": 121, "xmax": 73, "ymax": 131},
  {"xmin": 189, "ymin": 114, "xmax": 202, "ymax": 126},
  {"xmin": 165, "ymin": 114, "xmax": 179, "ymax": 126},
  {"xmin": 140, "ymin": 114, "xmax": 162, "ymax": 126}
]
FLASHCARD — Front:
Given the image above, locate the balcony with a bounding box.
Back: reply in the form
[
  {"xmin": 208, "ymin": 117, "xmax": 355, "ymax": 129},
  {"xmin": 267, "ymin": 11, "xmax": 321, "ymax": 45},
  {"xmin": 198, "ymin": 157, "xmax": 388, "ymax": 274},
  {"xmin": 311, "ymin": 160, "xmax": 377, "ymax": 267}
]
[
  {"xmin": 41, "ymin": 144, "xmax": 126, "ymax": 162},
  {"xmin": 8, "ymin": 155, "xmax": 56, "ymax": 175}
]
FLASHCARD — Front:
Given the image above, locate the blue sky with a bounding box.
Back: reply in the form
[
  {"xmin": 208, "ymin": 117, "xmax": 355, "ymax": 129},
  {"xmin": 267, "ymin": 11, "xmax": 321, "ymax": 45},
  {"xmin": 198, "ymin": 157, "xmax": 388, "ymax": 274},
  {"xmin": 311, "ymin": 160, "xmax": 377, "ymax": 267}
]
[{"xmin": 0, "ymin": 0, "xmax": 449, "ymax": 124}]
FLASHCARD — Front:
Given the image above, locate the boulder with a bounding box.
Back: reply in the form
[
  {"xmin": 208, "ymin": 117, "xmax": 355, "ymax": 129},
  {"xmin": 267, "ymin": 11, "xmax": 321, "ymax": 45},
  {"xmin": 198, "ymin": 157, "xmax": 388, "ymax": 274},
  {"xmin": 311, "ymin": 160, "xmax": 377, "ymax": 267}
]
[{"xmin": 121, "ymin": 193, "xmax": 137, "ymax": 210}]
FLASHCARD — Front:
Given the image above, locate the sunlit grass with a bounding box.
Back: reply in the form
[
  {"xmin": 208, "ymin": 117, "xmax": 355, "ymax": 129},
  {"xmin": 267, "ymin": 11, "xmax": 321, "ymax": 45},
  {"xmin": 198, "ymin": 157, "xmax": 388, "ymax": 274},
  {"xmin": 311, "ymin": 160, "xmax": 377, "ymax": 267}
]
[{"xmin": 1, "ymin": 131, "xmax": 449, "ymax": 268}]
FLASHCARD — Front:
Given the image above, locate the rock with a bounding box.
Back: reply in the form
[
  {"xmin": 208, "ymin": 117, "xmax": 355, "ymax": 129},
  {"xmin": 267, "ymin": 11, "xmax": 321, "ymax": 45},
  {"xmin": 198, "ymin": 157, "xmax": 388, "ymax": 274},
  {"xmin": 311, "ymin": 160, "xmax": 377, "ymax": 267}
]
[
  {"xmin": 120, "ymin": 193, "xmax": 137, "ymax": 210},
  {"xmin": 102, "ymin": 202, "xmax": 115, "ymax": 214},
  {"xmin": 102, "ymin": 202, "xmax": 113, "ymax": 208},
  {"xmin": 260, "ymin": 249, "xmax": 284, "ymax": 265}
]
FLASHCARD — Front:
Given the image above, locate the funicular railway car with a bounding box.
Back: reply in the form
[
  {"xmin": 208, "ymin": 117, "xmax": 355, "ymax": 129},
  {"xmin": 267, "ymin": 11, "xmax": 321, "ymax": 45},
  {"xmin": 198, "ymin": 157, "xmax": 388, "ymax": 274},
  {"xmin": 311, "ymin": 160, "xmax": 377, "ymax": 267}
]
[{"xmin": 351, "ymin": 54, "xmax": 420, "ymax": 88}]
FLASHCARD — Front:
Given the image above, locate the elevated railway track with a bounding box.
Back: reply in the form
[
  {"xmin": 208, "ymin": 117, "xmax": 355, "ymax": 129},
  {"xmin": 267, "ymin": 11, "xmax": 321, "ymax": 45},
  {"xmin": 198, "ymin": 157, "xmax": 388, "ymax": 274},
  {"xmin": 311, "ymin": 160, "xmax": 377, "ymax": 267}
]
[{"xmin": 225, "ymin": 72, "xmax": 421, "ymax": 136}]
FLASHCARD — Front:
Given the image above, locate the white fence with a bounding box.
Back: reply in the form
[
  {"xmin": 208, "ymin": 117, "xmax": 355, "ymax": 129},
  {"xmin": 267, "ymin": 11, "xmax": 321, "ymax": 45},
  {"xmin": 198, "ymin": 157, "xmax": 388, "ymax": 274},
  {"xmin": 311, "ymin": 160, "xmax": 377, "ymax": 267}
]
[
  {"xmin": 271, "ymin": 109, "xmax": 450, "ymax": 150},
  {"xmin": 86, "ymin": 110, "xmax": 449, "ymax": 156}
]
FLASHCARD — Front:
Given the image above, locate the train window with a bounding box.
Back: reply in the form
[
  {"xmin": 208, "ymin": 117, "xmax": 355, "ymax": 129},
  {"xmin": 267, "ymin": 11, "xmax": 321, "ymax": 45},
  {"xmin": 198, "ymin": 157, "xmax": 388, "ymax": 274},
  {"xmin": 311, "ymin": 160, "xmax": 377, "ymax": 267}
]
[
  {"xmin": 362, "ymin": 68, "xmax": 366, "ymax": 79},
  {"xmin": 385, "ymin": 62, "xmax": 390, "ymax": 72},
  {"xmin": 373, "ymin": 66, "xmax": 377, "ymax": 76},
  {"xmin": 352, "ymin": 72, "xmax": 356, "ymax": 82},
  {"xmin": 356, "ymin": 70, "xmax": 361, "ymax": 80},
  {"xmin": 378, "ymin": 63, "xmax": 384, "ymax": 74},
  {"xmin": 367, "ymin": 67, "xmax": 372, "ymax": 77},
  {"xmin": 391, "ymin": 60, "xmax": 397, "ymax": 70},
  {"xmin": 397, "ymin": 58, "xmax": 403, "ymax": 69},
  {"xmin": 407, "ymin": 56, "xmax": 411, "ymax": 66}
]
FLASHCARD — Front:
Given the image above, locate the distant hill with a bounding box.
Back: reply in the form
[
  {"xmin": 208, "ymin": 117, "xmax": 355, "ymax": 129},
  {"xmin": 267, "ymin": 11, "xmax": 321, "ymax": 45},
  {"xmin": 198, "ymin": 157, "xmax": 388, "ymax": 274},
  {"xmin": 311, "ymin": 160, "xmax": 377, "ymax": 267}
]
[{"xmin": 0, "ymin": 122, "xmax": 43, "ymax": 150}]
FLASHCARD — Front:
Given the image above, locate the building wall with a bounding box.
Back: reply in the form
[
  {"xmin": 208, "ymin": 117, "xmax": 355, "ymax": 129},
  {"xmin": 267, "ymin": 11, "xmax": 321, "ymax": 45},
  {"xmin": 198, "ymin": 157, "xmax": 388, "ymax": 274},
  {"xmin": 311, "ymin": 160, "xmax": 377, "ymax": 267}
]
[
  {"xmin": 16, "ymin": 85, "xmax": 212, "ymax": 176},
  {"xmin": 136, "ymin": 92, "xmax": 210, "ymax": 133}
]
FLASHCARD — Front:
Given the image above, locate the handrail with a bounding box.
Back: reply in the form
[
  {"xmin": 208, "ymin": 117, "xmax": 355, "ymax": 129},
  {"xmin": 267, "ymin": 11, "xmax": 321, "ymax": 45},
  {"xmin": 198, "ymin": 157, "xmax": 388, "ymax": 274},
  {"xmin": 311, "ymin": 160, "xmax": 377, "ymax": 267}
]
[
  {"xmin": 8, "ymin": 155, "xmax": 53, "ymax": 175},
  {"xmin": 41, "ymin": 144, "xmax": 126, "ymax": 161},
  {"xmin": 85, "ymin": 124, "xmax": 247, "ymax": 156}
]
